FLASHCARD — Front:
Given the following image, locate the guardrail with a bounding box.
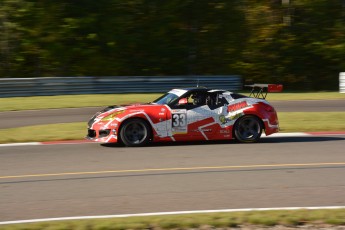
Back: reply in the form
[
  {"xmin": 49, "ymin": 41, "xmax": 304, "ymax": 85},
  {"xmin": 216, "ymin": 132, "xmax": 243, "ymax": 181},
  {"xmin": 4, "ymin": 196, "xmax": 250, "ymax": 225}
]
[
  {"xmin": 340, "ymin": 72, "xmax": 345, "ymax": 93},
  {"xmin": 0, "ymin": 75, "xmax": 242, "ymax": 97}
]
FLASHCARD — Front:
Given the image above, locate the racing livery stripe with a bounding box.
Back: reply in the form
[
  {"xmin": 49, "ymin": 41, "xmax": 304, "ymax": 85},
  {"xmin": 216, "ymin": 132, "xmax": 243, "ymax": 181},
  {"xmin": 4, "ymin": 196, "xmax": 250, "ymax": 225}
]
[
  {"xmin": 198, "ymin": 121, "xmax": 217, "ymax": 140},
  {"xmin": 262, "ymin": 118, "xmax": 279, "ymax": 129}
]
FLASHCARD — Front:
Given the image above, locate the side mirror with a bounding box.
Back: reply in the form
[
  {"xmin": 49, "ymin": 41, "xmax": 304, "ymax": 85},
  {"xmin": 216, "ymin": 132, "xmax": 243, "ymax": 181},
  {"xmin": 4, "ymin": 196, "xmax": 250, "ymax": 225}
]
[{"xmin": 178, "ymin": 98, "xmax": 188, "ymax": 105}]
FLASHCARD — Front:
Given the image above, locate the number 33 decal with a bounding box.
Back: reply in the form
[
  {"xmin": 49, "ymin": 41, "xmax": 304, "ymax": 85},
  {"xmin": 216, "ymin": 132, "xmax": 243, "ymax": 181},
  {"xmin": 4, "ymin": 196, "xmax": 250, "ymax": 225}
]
[{"xmin": 172, "ymin": 113, "xmax": 187, "ymax": 127}]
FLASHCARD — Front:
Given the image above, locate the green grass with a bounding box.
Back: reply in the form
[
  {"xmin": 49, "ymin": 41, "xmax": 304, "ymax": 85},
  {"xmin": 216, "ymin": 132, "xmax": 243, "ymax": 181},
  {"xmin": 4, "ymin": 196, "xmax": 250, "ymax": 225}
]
[
  {"xmin": 1, "ymin": 209, "xmax": 345, "ymax": 229},
  {"xmin": 0, "ymin": 122, "xmax": 85, "ymax": 144},
  {"xmin": 278, "ymin": 112, "xmax": 345, "ymax": 132},
  {"xmin": 0, "ymin": 92, "xmax": 344, "ymax": 112},
  {"xmin": 0, "ymin": 94, "xmax": 161, "ymax": 112},
  {"xmin": 0, "ymin": 112, "xmax": 344, "ymax": 144}
]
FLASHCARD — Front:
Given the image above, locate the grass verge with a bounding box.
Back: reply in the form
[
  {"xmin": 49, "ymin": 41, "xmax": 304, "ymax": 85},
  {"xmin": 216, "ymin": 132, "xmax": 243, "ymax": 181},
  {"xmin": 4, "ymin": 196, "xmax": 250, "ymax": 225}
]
[
  {"xmin": 0, "ymin": 94, "xmax": 161, "ymax": 112},
  {"xmin": 0, "ymin": 92, "xmax": 344, "ymax": 112},
  {"xmin": 1, "ymin": 209, "xmax": 345, "ymax": 229},
  {"xmin": 278, "ymin": 112, "xmax": 345, "ymax": 132},
  {"xmin": 0, "ymin": 112, "xmax": 345, "ymax": 144},
  {"xmin": 0, "ymin": 122, "xmax": 85, "ymax": 144}
]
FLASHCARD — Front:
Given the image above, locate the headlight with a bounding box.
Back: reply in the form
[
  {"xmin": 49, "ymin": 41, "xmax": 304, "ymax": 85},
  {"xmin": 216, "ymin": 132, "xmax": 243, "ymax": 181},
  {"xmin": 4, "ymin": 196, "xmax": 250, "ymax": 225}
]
[{"xmin": 101, "ymin": 110, "xmax": 125, "ymax": 121}]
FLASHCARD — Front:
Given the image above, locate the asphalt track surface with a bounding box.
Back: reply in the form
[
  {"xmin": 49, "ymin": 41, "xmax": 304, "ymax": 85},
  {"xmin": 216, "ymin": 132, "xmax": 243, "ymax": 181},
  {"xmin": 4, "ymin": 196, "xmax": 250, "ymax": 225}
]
[
  {"xmin": 1, "ymin": 100, "xmax": 345, "ymax": 129},
  {"xmin": 1, "ymin": 135, "xmax": 345, "ymax": 222},
  {"xmin": 1, "ymin": 99, "xmax": 345, "ymax": 222}
]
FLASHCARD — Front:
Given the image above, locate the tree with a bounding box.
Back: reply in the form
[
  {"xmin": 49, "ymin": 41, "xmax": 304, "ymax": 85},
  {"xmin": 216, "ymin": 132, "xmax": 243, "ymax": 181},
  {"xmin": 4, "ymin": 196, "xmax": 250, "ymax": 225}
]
[{"xmin": 0, "ymin": 0, "xmax": 344, "ymax": 90}]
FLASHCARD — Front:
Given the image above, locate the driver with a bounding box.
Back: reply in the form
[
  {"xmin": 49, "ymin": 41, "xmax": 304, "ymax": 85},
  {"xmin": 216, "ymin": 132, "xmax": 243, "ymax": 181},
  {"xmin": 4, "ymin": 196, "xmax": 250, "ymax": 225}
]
[{"xmin": 192, "ymin": 93, "xmax": 206, "ymax": 106}]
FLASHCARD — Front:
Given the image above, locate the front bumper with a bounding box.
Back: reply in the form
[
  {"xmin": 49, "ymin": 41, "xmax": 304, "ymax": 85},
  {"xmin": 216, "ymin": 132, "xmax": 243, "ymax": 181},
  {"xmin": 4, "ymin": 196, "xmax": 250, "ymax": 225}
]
[
  {"xmin": 86, "ymin": 109, "xmax": 121, "ymax": 143},
  {"xmin": 86, "ymin": 128, "xmax": 118, "ymax": 143}
]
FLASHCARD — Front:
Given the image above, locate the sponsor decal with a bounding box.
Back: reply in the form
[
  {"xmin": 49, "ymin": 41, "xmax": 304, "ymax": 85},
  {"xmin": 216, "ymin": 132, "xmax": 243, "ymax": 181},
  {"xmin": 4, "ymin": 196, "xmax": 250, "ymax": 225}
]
[
  {"xmin": 219, "ymin": 112, "xmax": 244, "ymax": 125},
  {"xmin": 220, "ymin": 129, "xmax": 230, "ymax": 134},
  {"xmin": 192, "ymin": 128, "xmax": 213, "ymax": 133},
  {"xmin": 101, "ymin": 110, "xmax": 125, "ymax": 121},
  {"xmin": 227, "ymin": 101, "xmax": 248, "ymax": 112},
  {"xmin": 219, "ymin": 115, "xmax": 227, "ymax": 124}
]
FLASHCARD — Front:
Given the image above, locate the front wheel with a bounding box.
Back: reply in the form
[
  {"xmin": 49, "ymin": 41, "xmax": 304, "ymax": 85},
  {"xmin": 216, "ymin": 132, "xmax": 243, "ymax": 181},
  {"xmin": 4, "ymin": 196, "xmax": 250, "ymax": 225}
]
[
  {"xmin": 119, "ymin": 118, "xmax": 151, "ymax": 147},
  {"xmin": 234, "ymin": 115, "xmax": 262, "ymax": 143}
]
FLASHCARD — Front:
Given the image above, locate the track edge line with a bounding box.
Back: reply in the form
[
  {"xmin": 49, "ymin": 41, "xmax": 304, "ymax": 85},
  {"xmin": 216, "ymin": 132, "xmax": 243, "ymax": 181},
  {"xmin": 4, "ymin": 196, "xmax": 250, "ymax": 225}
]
[{"xmin": 1, "ymin": 206, "xmax": 345, "ymax": 225}]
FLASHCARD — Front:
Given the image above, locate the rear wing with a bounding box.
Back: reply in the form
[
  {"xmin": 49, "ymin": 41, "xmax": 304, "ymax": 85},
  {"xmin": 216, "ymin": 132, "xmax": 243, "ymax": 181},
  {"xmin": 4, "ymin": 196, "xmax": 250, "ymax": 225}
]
[{"xmin": 245, "ymin": 84, "xmax": 283, "ymax": 99}]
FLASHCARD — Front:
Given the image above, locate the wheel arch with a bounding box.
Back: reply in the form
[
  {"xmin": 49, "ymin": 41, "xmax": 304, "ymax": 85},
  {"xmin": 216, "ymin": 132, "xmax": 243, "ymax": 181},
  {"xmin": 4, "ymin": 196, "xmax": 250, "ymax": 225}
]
[
  {"xmin": 232, "ymin": 114, "xmax": 265, "ymax": 137},
  {"xmin": 118, "ymin": 116, "xmax": 154, "ymax": 143}
]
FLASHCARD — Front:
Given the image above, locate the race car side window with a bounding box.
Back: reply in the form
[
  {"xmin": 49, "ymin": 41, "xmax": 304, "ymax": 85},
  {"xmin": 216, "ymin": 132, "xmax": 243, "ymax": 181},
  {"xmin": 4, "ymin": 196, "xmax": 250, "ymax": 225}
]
[
  {"xmin": 230, "ymin": 93, "xmax": 248, "ymax": 99},
  {"xmin": 218, "ymin": 95, "xmax": 228, "ymax": 106},
  {"xmin": 153, "ymin": 93, "xmax": 179, "ymax": 105},
  {"xmin": 206, "ymin": 93, "xmax": 228, "ymax": 109},
  {"xmin": 170, "ymin": 91, "xmax": 208, "ymax": 109}
]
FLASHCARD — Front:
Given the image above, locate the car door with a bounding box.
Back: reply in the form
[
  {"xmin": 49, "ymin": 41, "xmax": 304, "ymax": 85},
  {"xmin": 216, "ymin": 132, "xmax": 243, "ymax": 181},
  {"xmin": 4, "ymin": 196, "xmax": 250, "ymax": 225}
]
[
  {"xmin": 193, "ymin": 91, "xmax": 230, "ymax": 140},
  {"xmin": 167, "ymin": 91, "xmax": 207, "ymax": 140},
  {"xmin": 174, "ymin": 91, "xmax": 225, "ymax": 140}
]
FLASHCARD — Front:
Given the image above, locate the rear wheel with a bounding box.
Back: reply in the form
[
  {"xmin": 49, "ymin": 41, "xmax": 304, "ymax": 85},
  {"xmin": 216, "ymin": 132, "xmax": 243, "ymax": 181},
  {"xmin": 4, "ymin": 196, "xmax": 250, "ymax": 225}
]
[
  {"xmin": 234, "ymin": 115, "xmax": 262, "ymax": 143},
  {"xmin": 119, "ymin": 118, "xmax": 151, "ymax": 147}
]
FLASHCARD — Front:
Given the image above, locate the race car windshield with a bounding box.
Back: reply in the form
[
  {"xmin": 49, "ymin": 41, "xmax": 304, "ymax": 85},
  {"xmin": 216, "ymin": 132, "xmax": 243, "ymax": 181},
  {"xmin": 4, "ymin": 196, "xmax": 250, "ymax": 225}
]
[{"xmin": 152, "ymin": 93, "xmax": 179, "ymax": 105}]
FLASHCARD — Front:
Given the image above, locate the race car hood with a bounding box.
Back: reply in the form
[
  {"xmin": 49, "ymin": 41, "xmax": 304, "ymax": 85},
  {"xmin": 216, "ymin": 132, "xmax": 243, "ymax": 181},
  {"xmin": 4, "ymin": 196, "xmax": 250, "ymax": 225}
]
[
  {"xmin": 88, "ymin": 103, "xmax": 161, "ymax": 128},
  {"xmin": 98, "ymin": 103, "xmax": 156, "ymax": 116}
]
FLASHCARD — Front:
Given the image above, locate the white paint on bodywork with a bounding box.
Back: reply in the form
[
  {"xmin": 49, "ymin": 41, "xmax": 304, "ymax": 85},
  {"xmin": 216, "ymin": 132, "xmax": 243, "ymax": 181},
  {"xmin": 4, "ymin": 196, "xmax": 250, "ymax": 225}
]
[{"xmin": 262, "ymin": 118, "xmax": 279, "ymax": 129}]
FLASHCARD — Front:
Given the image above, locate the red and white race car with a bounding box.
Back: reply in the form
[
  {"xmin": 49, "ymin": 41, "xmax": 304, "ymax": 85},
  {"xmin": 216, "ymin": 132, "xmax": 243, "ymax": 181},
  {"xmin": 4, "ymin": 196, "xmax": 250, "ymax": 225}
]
[{"xmin": 86, "ymin": 84, "xmax": 282, "ymax": 146}]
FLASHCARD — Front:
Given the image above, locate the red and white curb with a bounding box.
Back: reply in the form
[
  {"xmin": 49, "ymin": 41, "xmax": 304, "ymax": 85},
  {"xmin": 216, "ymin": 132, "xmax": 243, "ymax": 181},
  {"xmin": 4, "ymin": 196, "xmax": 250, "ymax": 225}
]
[
  {"xmin": 1, "ymin": 206, "xmax": 345, "ymax": 225},
  {"xmin": 1, "ymin": 132, "xmax": 345, "ymax": 147}
]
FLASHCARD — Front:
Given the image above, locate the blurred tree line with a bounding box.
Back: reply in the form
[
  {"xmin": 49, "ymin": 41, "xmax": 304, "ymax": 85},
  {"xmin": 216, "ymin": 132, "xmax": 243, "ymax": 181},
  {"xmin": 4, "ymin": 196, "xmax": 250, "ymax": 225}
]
[{"xmin": 0, "ymin": 0, "xmax": 344, "ymax": 90}]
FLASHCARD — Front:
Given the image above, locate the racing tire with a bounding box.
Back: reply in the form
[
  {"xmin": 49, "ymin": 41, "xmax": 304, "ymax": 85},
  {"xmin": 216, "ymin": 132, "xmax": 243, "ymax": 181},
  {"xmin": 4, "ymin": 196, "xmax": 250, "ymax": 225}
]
[
  {"xmin": 119, "ymin": 118, "xmax": 151, "ymax": 147},
  {"xmin": 234, "ymin": 115, "xmax": 262, "ymax": 143}
]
